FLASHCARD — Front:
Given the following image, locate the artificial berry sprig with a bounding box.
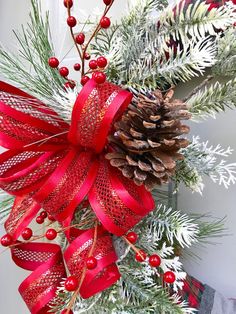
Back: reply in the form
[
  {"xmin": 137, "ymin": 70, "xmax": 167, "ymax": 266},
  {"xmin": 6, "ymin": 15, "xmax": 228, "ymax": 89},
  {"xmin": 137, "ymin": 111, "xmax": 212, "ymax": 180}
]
[
  {"xmin": 64, "ymin": 0, "xmax": 114, "ymax": 81},
  {"xmin": 64, "ymin": 222, "xmax": 98, "ymax": 313},
  {"xmin": 48, "ymin": 1, "xmax": 113, "ymax": 88},
  {"xmin": 123, "ymin": 232, "xmax": 176, "ymax": 285}
]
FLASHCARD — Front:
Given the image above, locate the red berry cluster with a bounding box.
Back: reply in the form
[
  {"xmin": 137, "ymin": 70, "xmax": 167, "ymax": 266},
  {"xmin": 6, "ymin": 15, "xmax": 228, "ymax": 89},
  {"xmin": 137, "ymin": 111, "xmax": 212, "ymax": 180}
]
[
  {"xmin": 48, "ymin": 0, "xmax": 113, "ymax": 88},
  {"xmin": 48, "ymin": 57, "xmax": 76, "ymax": 90},
  {"xmin": 125, "ymin": 231, "xmax": 176, "ymax": 284}
]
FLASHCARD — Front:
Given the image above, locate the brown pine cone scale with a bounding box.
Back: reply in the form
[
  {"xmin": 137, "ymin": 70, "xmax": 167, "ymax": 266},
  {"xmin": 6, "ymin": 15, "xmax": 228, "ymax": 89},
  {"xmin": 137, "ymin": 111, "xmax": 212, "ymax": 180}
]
[{"xmin": 107, "ymin": 88, "xmax": 191, "ymax": 191}]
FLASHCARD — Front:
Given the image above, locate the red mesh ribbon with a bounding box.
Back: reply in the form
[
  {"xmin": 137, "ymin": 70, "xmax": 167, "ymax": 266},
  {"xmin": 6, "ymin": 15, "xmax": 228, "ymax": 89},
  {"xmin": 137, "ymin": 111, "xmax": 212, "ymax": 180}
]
[
  {"xmin": 64, "ymin": 225, "xmax": 120, "ymax": 299},
  {"xmin": 11, "ymin": 241, "xmax": 66, "ymax": 314},
  {"xmin": 0, "ymin": 79, "xmax": 155, "ymax": 312}
]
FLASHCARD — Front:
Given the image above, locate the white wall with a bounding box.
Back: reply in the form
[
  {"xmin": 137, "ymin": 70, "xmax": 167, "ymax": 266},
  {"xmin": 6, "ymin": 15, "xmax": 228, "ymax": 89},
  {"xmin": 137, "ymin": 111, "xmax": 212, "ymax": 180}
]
[{"xmin": 0, "ymin": 1, "xmax": 235, "ymax": 313}]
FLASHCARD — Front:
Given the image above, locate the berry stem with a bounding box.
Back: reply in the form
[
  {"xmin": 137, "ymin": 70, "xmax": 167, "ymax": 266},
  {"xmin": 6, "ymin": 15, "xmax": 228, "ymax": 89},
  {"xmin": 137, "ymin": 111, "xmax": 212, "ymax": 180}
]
[
  {"xmin": 66, "ymin": 0, "xmax": 114, "ymax": 78},
  {"xmin": 66, "ymin": 2, "xmax": 83, "ymax": 68},
  {"xmin": 122, "ymin": 235, "xmax": 144, "ymax": 260},
  {"xmin": 0, "ymin": 219, "xmax": 96, "ymax": 256},
  {"xmin": 66, "ymin": 222, "xmax": 98, "ymax": 313}
]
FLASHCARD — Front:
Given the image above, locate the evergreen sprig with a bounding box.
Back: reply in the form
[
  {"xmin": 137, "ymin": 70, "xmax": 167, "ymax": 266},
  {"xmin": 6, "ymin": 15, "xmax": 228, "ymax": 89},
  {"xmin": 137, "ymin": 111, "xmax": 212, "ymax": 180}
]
[
  {"xmin": 157, "ymin": 1, "xmax": 236, "ymax": 45},
  {"xmin": 138, "ymin": 205, "xmax": 198, "ymax": 250},
  {"xmin": 175, "ymin": 136, "xmax": 236, "ymax": 193},
  {"xmin": 189, "ymin": 78, "xmax": 236, "ymax": 120},
  {"xmin": 0, "ymin": 0, "xmax": 65, "ymax": 104},
  {"xmin": 0, "ymin": 192, "xmax": 14, "ymax": 224},
  {"xmin": 213, "ymin": 28, "xmax": 236, "ymax": 77}
]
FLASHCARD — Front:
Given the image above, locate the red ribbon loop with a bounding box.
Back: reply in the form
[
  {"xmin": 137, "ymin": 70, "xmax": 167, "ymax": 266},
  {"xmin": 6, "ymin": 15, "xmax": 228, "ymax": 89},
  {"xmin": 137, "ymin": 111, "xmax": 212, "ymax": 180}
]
[
  {"xmin": 64, "ymin": 225, "xmax": 120, "ymax": 299},
  {"xmin": 89, "ymin": 158, "xmax": 155, "ymax": 236},
  {"xmin": 11, "ymin": 242, "xmax": 66, "ymax": 314},
  {"xmin": 0, "ymin": 81, "xmax": 68, "ymax": 151},
  {"xmin": 0, "ymin": 79, "xmax": 155, "ymax": 310},
  {"xmin": 68, "ymin": 79, "xmax": 132, "ymax": 153},
  {"xmin": 5, "ymin": 195, "xmax": 40, "ymax": 241}
]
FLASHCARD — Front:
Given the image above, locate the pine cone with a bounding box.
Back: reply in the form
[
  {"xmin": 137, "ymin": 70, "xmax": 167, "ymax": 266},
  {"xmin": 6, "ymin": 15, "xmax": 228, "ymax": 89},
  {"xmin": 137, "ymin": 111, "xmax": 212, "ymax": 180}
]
[{"xmin": 106, "ymin": 88, "xmax": 191, "ymax": 191}]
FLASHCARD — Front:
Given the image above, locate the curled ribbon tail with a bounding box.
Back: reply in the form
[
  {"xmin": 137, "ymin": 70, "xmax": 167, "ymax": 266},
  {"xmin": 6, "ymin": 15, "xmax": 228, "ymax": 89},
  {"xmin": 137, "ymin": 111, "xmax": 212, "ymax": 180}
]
[
  {"xmin": 11, "ymin": 242, "xmax": 66, "ymax": 314},
  {"xmin": 5, "ymin": 195, "xmax": 41, "ymax": 241}
]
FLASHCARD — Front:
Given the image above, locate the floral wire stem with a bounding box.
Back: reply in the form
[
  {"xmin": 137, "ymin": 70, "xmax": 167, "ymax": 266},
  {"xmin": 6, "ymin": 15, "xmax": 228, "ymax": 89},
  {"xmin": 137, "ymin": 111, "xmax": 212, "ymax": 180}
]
[
  {"xmin": 0, "ymin": 218, "xmax": 96, "ymax": 256},
  {"xmin": 66, "ymin": 221, "xmax": 98, "ymax": 313},
  {"xmin": 122, "ymin": 235, "xmax": 145, "ymax": 259}
]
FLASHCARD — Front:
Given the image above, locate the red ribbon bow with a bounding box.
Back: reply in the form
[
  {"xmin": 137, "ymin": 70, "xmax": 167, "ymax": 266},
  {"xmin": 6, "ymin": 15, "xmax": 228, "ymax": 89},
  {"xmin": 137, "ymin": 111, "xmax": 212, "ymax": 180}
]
[{"xmin": 0, "ymin": 79, "xmax": 154, "ymax": 313}]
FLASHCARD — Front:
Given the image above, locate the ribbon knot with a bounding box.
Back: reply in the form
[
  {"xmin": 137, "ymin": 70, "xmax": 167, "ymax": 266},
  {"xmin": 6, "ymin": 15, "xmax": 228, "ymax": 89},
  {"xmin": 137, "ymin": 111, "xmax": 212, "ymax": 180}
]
[{"xmin": 0, "ymin": 79, "xmax": 155, "ymax": 313}]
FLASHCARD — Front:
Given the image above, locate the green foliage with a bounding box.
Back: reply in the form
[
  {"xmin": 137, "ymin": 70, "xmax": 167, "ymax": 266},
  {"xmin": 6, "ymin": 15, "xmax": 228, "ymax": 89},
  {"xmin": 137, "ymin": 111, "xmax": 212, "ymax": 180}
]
[
  {"xmin": 174, "ymin": 136, "xmax": 236, "ymax": 193},
  {"xmin": 193, "ymin": 214, "xmax": 227, "ymax": 244},
  {"xmin": 189, "ymin": 78, "xmax": 236, "ymax": 120},
  {"xmin": 137, "ymin": 204, "xmax": 198, "ymax": 250},
  {"xmin": 93, "ymin": 0, "xmax": 235, "ymax": 92},
  {"xmin": 157, "ymin": 1, "xmax": 235, "ymax": 45},
  {"xmin": 0, "ymin": 0, "xmax": 65, "ymax": 104},
  {"xmin": 0, "ymin": 192, "xmax": 14, "ymax": 224},
  {"xmin": 213, "ymin": 28, "xmax": 236, "ymax": 77}
]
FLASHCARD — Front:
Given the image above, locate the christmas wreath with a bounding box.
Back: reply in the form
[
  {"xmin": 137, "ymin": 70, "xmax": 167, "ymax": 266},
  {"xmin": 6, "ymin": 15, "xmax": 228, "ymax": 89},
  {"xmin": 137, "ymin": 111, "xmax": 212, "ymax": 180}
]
[{"xmin": 0, "ymin": 0, "xmax": 235, "ymax": 313}]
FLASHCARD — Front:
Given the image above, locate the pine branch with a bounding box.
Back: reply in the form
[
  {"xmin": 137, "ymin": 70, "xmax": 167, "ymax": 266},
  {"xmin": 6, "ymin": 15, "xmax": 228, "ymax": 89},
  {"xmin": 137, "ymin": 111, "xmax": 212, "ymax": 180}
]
[
  {"xmin": 0, "ymin": 192, "xmax": 14, "ymax": 224},
  {"xmin": 118, "ymin": 267, "xmax": 195, "ymax": 314},
  {"xmin": 183, "ymin": 75, "xmax": 213, "ymax": 102},
  {"xmin": 192, "ymin": 214, "xmax": 227, "ymax": 244},
  {"xmin": 157, "ymin": 0, "xmax": 236, "ymax": 45},
  {"xmin": 213, "ymin": 27, "xmax": 236, "ymax": 77},
  {"xmin": 153, "ymin": 38, "xmax": 216, "ymax": 87},
  {"xmin": 0, "ymin": 0, "xmax": 65, "ymax": 105},
  {"xmin": 175, "ymin": 136, "xmax": 236, "ymax": 193},
  {"xmin": 138, "ymin": 205, "xmax": 198, "ymax": 250},
  {"xmin": 188, "ymin": 78, "xmax": 236, "ymax": 120}
]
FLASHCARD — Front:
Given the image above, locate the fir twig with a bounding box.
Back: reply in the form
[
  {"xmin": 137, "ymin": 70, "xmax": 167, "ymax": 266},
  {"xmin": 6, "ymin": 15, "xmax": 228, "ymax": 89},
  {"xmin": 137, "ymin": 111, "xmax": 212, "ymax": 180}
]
[{"xmin": 188, "ymin": 78, "xmax": 236, "ymax": 120}]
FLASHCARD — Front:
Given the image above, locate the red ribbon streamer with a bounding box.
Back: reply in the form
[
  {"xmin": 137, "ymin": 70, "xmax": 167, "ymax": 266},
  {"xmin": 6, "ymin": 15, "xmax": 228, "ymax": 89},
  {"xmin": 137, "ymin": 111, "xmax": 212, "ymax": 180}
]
[{"xmin": 0, "ymin": 79, "xmax": 155, "ymax": 313}]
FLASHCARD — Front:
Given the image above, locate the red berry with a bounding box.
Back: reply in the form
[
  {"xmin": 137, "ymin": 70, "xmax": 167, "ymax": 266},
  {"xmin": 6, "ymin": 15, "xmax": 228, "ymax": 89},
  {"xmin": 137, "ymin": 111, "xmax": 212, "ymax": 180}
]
[
  {"xmin": 61, "ymin": 310, "xmax": 73, "ymax": 314},
  {"xmin": 45, "ymin": 229, "xmax": 57, "ymax": 240},
  {"xmin": 126, "ymin": 232, "xmax": 138, "ymax": 244},
  {"xmin": 93, "ymin": 71, "xmax": 106, "ymax": 84},
  {"xmin": 163, "ymin": 271, "xmax": 176, "ymax": 284},
  {"xmin": 103, "ymin": 0, "xmax": 112, "ymax": 5},
  {"xmin": 74, "ymin": 63, "xmax": 81, "ymax": 71},
  {"xmin": 67, "ymin": 16, "xmax": 77, "ymax": 28},
  {"xmin": 59, "ymin": 67, "xmax": 69, "ymax": 77},
  {"xmin": 1, "ymin": 234, "xmax": 13, "ymax": 247},
  {"xmin": 149, "ymin": 254, "xmax": 161, "ymax": 267},
  {"xmin": 48, "ymin": 57, "xmax": 59, "ymax": 68},
  {"xmin": 64, "ymin": 81, "xmax": 76, "ymax": 89},
  {"xmin": 64, "ymin": 276, "xmax": 79, "ymax": 291},
  {"xmin": 48, "ymin": 214, "xmax": 55, "ymax": 221},
  {"xmin": 75, "ymin": 33, "xmax": 85, "ymax": 45},
  {"xmin": 36, "ymin": 216, "xmax": 44, "ymax": 224},
  {"xmin": 40, "ymin": 210, "xmax": 48, "ymax": 219},
  {"xmin": 100, "ymin": 16, "xmax": 111, "ymax": 29},
  {"xmin": 63, "ymin": 0, "xmax": 73, "ymax": 8},
  {"xmin": 81, "ymin": 76, "xmax": 90, "ymax": 86},
  {"xmin": 21, "ymin": 228, "xmax": 33, "ymax": 241},
  {"xmin": 84, "ymin": 53, "xmax": 91, "ymax": 60},
  {"xmin": 86, "ymin": 256, "xmax": 97, "ymax": 270},
  {"xmin": 89, "ymin": 60, "xmax": 98, "ymax": 70},
  {"xmin": 97, "ymin": 56, "xmax": 108, "ymax": 68},
  {"xmin": 135, "ymin": 250, "xmax": 147, "ymax": 262}
]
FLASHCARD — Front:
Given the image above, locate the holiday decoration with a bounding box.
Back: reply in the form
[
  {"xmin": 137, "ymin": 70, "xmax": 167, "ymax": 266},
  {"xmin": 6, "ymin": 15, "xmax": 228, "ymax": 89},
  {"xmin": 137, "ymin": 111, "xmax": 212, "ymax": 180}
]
[
  {"xmin": 0, "ymin": 0, "xmax": 235, "ymax": 313},
  {"xmin": 107, "ymin": 89, "xmax": 191, "ymax": 190}
]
